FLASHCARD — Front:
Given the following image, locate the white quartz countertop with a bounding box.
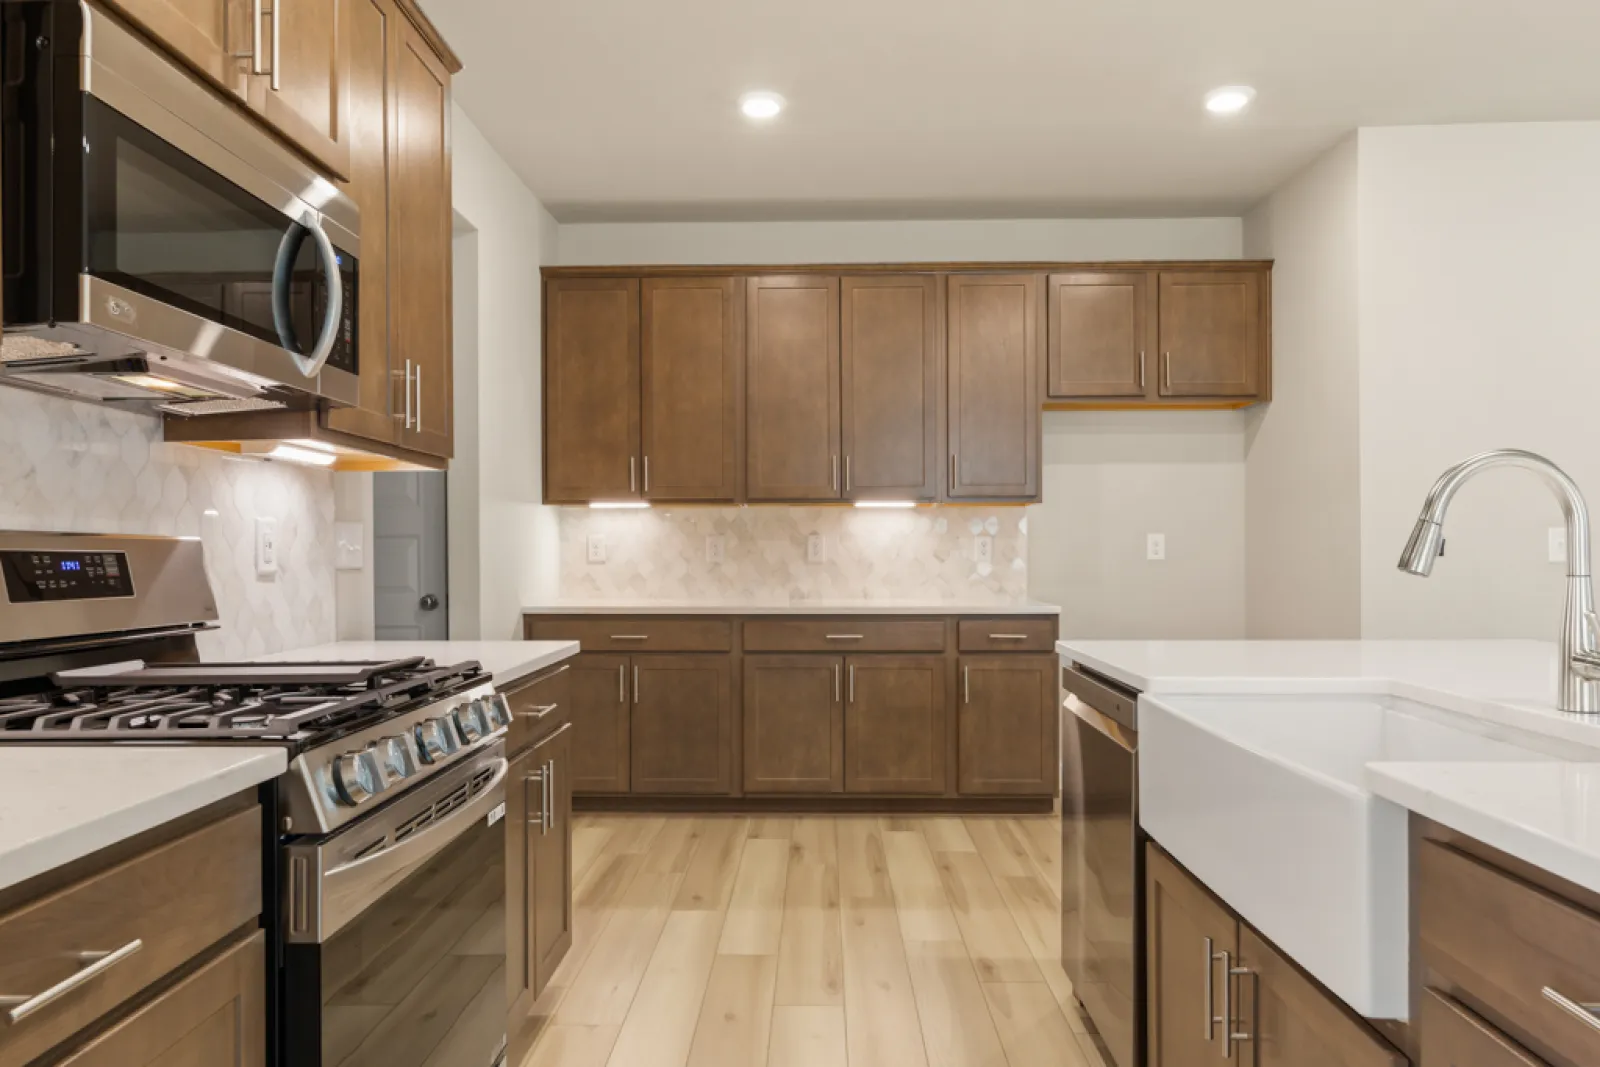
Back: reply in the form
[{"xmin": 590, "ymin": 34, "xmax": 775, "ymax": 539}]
[
  {"xmin": 1368, "ymin": 762, "xmax": 1600, "ymax": 895},
  {"xmin": 0, "ymin": 747, "xmax": 285, "ymax": 893},
  {"xmin": 256, "ymin": 640, "xmax": 581, "ymax": 688},
  {"xmin": 525, "ymin": 600, "xmax": 1061, "ymax": 616}
]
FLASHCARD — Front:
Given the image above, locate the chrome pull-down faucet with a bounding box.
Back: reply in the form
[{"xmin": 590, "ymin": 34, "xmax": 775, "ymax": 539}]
[{"xmin": 1398, "ymin": 449, "xmax": 1600, "ymax": 713}]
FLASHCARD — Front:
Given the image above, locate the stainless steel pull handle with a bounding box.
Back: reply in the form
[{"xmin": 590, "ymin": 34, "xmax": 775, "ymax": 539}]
[
  {"xmin": 833, "ymin": 663, "xmax": 841, "ymax": 703},
  {"xmin": 1226, "ymin": 965, "xmax": 1255, "ymax": 1060},
  {"xmin": 1544, "ymin": 987, "xmax": 1600, "ymax": 1033},
  {"xmin": 414, "ymin": 365, "xmax": 422, "ymax": 433},
  {"xmin": 1163, "ymin": 351, "xmax": 1172, "ymax": 392},
  {"xmin": 832, "ymin": 454, "xmax": 839, "ymax": 493},
  {"xmin": 252, "ymin": 0, "xmax": 266, "ymax": 74},
  {"xmin": 1204, "ymin": 937, "xmax": 1218, "ymax": 1041},
  {"xmin": 403, "ymin": 360, "xmax": 413, "ymax": 428},
  {"xmin": 825, "ymin": 634, "xmax": 864, "ymax": 641},
  {"xmin": 988, "ymin": 633, "xmax": 1029, "ymax": 640},
  {"xmin": 611, "ymin": 635, "xmax": 649, "ymax": 641},
  {"xmin": 643, "ymin": 456, "xmax": 650, "ymax": 493},
  {"xmin": 848, "ymin": 664, "xmax": 855, "ymax": 704},
  {"xmin": 525, "ymin": 767, "xmax": 545, "ymax": 825},
  {"xmin": 845, "ymin": 455, "xmax": 851, "ymax": 493},
  {"xmin": 543, "ymin": 758, "xmax": 554, "ymax": 835},
  {"xmin": 629, "ymin": 457, "xmax": 636, "ymax": 493},
  {"xmin": 950, "ymin": 453, "xmax": 957, "ymax": 490},
  {"xmin": 963, "ymin": 665, "xmax": 970, "ymax": 704},
  {"xmin": 521, "ymin": 703, "xmax": 559, "ymax": 721},
  {"xmin": 1139, "ymin": 350, "xmax": 1146, "ymax": 390},
  {"xmin": 633, "ymin": 665, "xmax": 640, "ymax": 704},
  {"xmin": 270, "ymin": 0, "xmax": 281, "ymax": 90},
  {"xmin": 1219, "ymin": 949, "xmax": 1234, "ymax": 1058},
  {"xmin": 0, "ymin": 940, "xmax": 144, "ymax": 1024},
  {"xmin": 617, "ymin": 664, "xmax": 625, "ymax": 703}
]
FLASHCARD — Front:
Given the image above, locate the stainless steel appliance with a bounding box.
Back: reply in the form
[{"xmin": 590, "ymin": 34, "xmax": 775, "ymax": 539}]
[
  {"xmin": 0, "ymin": 1, "xmax": 360, "ymax": 413},
  {"xmin": 1061, "ymin": 662, "xmax": 1142, "ymax": 1067},
  {"xmin": 0, "ymin": 532, "xmax": 510, "ymax": 1067}
]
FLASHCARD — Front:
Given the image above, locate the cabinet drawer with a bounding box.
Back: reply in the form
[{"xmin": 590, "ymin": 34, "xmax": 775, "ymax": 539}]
[
  {"xmin": 506, "ymin": 662, "xmax": 572, "ymax": 755},
  {"xmin": 0, "ymin": 806, "xmax": 261, "ymax": 1067},
  {"xmin": 742, "ymin": 618, "xmax": 946, "ymax": 652},
  {"xmin": 1422, "ymin": 990, "xmax": 1547, "ymax": 1067},
  {"xmin": 957, "ymin": 618, "xmax": 1056, "ymax": 652},
  {"xmin": 524, "ymin": 617, "xmax": 733, "ymax": 652},
  {"xmin": 1418, "ymin": 840, "xmax": 1600, "ymax": 1067}
]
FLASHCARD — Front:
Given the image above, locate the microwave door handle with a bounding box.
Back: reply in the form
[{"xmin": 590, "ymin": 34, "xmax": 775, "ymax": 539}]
[{"xmin": 273, "ymin": 216, "xmax": 345, "ymax": 380}]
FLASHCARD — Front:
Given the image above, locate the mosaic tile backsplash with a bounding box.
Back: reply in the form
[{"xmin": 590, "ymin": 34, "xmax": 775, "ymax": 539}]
[
  {"xmin": 0, "ymin": 390, "xmax": 336, "ymax": 658},
  {"xmin": 559, "ymin": 507, "xmax": 1029, "ymax": 603}
]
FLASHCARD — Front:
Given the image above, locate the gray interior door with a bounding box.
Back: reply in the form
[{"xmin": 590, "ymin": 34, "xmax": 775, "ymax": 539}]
[{"xmin": 373, "ymin": 472, "xmax": 449, "ymax": 640}]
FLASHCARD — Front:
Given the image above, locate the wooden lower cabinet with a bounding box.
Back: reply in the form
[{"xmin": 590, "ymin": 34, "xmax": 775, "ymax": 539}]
[
  {"xmin": 743, "ymin": 655, "xmax": 844, "ymax": 793},
  {"xmin": 631, "ymin": 655, "xmax": 734, "ymax": 794},
  {"xmin": 957, "ymin": 653, "xmax": 1058, "ymax": 795},
  {"xmin": 568, "ymin": 655, "xmax": 631, "ymax": 794},
  {"xmin": 530, "ymin": 723, "xmax": 574, "ymax": 992},
  {"xmin": 54, "ymin": 932, "xmax": 265, "ymax": 1067},
  {"xmin": 1147, "ymin": 844, "xmax": 1402, "ymax": 1067},
  {"xmin": 1420, "ymin": 991, "xmax": 1545, "ymax": 1067},
  {"xmin": 844, "ymin": 654, "xmax": 946, "ymax": 794},
  {"xmin": 506, "ymin": 746, "xmax": 536, "ymax": 1032}
]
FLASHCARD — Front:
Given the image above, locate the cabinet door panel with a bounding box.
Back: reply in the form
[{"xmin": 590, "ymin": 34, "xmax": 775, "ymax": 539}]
[
  {"xmin": 568, "ymin": 655, "xmax": 631, "ymax": 794},
  {"xmin": 841, "ymin": 275, "xmax": 940, "ymax": 501},
  {"xmin": 324, "ymin": 0, "xmax": 394, "ymax": 444},
  {"xmin": 744, "ymin": 655, "xmax": 844, "ymax": 794},
  {"xmin": 54, "ymin": 932, "xmax": 265, "ymax": 1067},
  {"xmin": 1420, "ymin": 991, "xmax": 1545, "ymax": 1067},
  {"xmin": 844, "ymin": 655, "xmax": 946, "ymax": 794},
  {"xmin": 746, "ymin": 275, "xmax": 841, "ymax": 501},
  {"xmin": 1048, "ymin": 272, "xmax": 1151, "ymax": 398},
  {"xmin": 947, "ymin": 274, "xmax": 1041, "ymax": 499},
  {"xmin": 105, "ymin": 0, "xmax": 252, "ymax": 101},
  {"xmin": 958, "ymin": 654, "xmax": 1058, "ymax": 795},
  {"xmin": 1238, "ymin": 924, "xmax": 1405, "ymax": 1067},
  {"xmin": 1146, "ymin": 845, "xmax": 1236, "ymax": 1067},
  {"xmin": 251, "ymin": 0, "xmax": 351, "ymax": 178},
  {"xmin": 632, "ymin": 656, "xmax": 733, "ymax": 794},
  {"xmin": 1158, "ymin": 271, "xmax": 1262, "ymax": 398},
  {"xmin": 546, "ymin": 279, "xmax": 641, "ymax": 502},
  {"xmin": 531, "ymin": 723, "xmax": 574, "ymax": 993},
  {"xmin": 506, "ymin": 748, "xmax": 534, "ymax": 1036},
  {"xmin": 642, "ymin": 277, "xmax": 743, "ymax": 501}
]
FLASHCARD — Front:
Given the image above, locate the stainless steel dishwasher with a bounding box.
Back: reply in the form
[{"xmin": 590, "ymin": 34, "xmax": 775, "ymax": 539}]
[{"xmin": 1061, "ymin": 662, "xmax": 1142, "ymax": 1067}]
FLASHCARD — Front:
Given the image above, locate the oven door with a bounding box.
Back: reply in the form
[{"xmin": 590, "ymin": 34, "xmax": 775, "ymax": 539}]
[{"xmin": 282, "ymin": 743, "xmax": 509, "ymax": 1067}]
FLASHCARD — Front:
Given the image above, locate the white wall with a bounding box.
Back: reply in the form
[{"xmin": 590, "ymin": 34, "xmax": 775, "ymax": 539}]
[
  {"xmin": 1356, "ymin": 122, "xmax": 1600, "ymax": 639},
  {"xmin": 449, "ymin": 105, "xmax": 563, "ymax": 638},
  {"xmin": 1241, "ymin": 137, "xmax": 1363, "ymax": 637}
]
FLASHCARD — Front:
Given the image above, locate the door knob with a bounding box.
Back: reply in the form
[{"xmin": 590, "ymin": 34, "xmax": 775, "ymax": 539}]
[{"xmin": 419, "ymin": 594, "xmax": 440, "ymax": 611}]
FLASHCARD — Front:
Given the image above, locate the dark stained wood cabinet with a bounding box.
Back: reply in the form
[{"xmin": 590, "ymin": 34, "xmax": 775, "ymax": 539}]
[
  {"xmin": 946, "ymin": 274, "xmax": 1041, "ymax": 500},
  {"xmin": 642, "ymin": 277, "xmax": 744, "ymax": 501},
  {"xmin": 530, "ymin": 722, "xmax": 574, "ymax": 992},
  {"xmin": 743, "ymin": 655, "xmax": 844, "ymax": 794},
  {"xmin": 631, "ymin": 655, "xmax": 734, "ymax": 794},
  {"xmin": 1158, "ymin": 271, "xmax": 1264, "ymax": 399},
  {"xmin": 506, "ymin": 745, "xmax": 535, "ymax": 1034},
  {"xmin": 1048, "ymin": 272, "xmax": 1151, "ymax": 399},
  {"xmin": 957, "ymin": 653, "xmax": 1058, "ymax": 795},
  {"xmin": 566, "ymin": 654, "xmax": 631, "ymax": 794},
  {"xmin": 545, "ymin": 279, "xmax": 642, "ymax": 502},
  {"xmin": 841, "ymin": 275, "xmax": 941, "ymax": 501},
  {"xmin": 844, "ymin": 654, "xmax": 947, "ymax": 794},
  {"xmin": 745, "ymin": 275, "xmax": 842, "ymax": 501}
]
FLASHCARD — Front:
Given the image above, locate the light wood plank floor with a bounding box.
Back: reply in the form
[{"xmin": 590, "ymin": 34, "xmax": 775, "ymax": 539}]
[{"xmin": 518, "ymin": 814, "xmax": 1113, "ymax": 1067}]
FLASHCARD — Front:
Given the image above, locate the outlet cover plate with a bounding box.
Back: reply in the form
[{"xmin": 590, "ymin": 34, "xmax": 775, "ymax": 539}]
[
  {"xmin": 1147, "ymin": 533, "xmax": 1167, "ymax": 561},
  {"xmin": 807, "ymin": 533, "xmax": 826, "ymax": 563},
  {"xmin": 706, "ymin": 535, "xmax": 726, "ymax": 564},
  {"xmin": 587, "ymin": 534, "xmax": 607, "ymax": 564},
  {"xmin": 255, "ymin": 516, "xmax": 280, "ymax": 577}
]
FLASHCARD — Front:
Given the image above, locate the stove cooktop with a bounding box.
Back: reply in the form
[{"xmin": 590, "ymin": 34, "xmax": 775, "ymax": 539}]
[{"xmin": 0, "ymin": 658, "xmax": 487, "ymax": 748}]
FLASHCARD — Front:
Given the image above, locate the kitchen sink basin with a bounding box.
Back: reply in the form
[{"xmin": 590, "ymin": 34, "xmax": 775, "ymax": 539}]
[{"xmin": 1139, "ymin": 693, "xmax": 1547, "ymax": 1020}]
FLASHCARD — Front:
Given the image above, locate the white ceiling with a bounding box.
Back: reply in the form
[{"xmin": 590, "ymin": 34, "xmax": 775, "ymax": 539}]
[{"xmin": 421, "ymin": 0, "xmax": 1600, "ymax": 223}]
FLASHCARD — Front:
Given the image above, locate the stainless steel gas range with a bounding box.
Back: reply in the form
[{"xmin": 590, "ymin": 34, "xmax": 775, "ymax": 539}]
[{"xmin": 0, "ymin": 531, "xmax": 512, "ymax": 1067}]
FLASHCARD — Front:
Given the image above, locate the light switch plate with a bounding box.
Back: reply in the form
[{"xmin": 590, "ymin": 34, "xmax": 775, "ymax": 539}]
[
  {"xmin": 807, "ymin": 533, "xmax": 826, "ymax": 563},
  {"xmin": 1550, "ymin": 526, "xmax": 1568, "ymax": 564},
  {"xmin": 587, "ymin": 534, "xmax": 607, "ymax": 564},
  {"xmin": 706, "ymin": 535, "xmax": 726, "ymax": 564},
  {"xmin": 255, "ymin": 516, "xmax": 280, "ymax": 577},
  {"xmin": 1147, "ymin": 533, "xmax": 1167, "ymax": 561},
  {"xmin": 975, "ymin": 536, "xmax": 993, "ymax": 564},
  {"xmin": 335, "ymin": 522, "xmax": 364, "ymax": 571}
]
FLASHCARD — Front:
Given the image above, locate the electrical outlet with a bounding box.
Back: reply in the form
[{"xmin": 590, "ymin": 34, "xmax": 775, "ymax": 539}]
[
  {"xmin": 1147, "ymin": 533, "xmax": 1167, "ymax": 561},
  {"xmin": 706, "ymin": 535, "xmax": 726, "ymax": 564},
  {"xmin": 586, "ymin": 534, "xmax": 607, "ymax": 564},
  {"xmin": 255, "ymin": 516, "xmax": 279, "ymax": 577},
  {"xmin": 807, "ymin": 532, "xmax": 826, "ymax": 563},
  {"xmin": 975, "ymin": 536, "xmax": 993, "ymax": 564},
  {"xmin": 334, "ymin": 522, "xmax": 364, "ymax": 571},
  {"xmin": 1550, "ymin": 526, "xmax": 1568, "ymax": 564}
]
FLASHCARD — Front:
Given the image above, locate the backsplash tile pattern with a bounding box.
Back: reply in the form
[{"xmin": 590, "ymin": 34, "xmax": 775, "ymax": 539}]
[
  {"xmin": 0, "ymin": 390, "xmax": 336, "ymax": 658},
  {"xmin": 558, "ymin": 507, "xmax": 1029, "ymax": 603}
]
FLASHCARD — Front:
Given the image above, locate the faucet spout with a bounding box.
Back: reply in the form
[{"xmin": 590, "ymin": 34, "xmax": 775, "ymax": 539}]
[{"xmin": 1397, "ymin": 449, "xmax": 1599, "ymax": 713}]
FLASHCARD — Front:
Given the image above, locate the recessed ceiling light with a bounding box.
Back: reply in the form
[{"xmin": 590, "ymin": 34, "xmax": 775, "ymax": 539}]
[
  {"xmin": 739, "ymin": 91, "xmax": 786, "ymax": 121},
  {"xmin": 1204, "ymin": 85, "xmax": 1256, "ymax": 115}
]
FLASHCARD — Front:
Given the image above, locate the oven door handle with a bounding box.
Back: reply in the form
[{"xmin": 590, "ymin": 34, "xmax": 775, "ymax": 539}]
[
  {"xmin": 272, "ymin": 212, "xmax": 345, "ymax": 380},
  {"xmin": 298, "ymin": 757, "xmax": 508, "ymax": 942}
]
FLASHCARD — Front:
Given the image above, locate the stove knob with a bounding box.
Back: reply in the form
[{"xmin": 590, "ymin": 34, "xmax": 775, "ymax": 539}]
[
  {"xmin": 372, "ymin": 736, "xmax": 412, "ymax": 782},
  {"xmin": 481, "ymin": 694, "xmax": 512, "ymax": 730},
  {"xmin": 332, "ymin": 750, "xmax": 383, "ymax": 806},
  {"xmin": 414, "ymin": 717, "xmax": 459, "ymax": 764},
  {"xmin": 452, "ymin": 701, "xmax": 487, "ymax": 744}
]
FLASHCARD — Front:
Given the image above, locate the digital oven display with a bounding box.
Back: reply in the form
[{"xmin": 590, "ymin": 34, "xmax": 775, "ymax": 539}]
[{"xmin": 1, "ymin": 551, "xmax": 135, "ymax": 603}]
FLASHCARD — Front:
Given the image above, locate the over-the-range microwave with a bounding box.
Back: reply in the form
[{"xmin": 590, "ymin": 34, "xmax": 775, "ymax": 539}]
[{"xmin": 0, "ymin": 0, "xmax": 360, "ymax": 414}]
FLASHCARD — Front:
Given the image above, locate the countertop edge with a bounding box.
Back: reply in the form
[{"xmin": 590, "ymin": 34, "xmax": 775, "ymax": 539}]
[
  {"xmin": 492, "ymin": 641, "xmax": 582, "ymax": 686},
  {"xmin": 524, "ymin": 603, "xmax": 1062, "ymax": 616}
]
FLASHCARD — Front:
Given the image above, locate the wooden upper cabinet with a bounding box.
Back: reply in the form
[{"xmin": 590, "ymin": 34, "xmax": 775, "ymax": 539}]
[
  {"xmin": 391, "ymin": 14, "xmax": 453, "ymax": 457},
  {"xmin": 744, "ymin": 655, "xmax": 844, "ymax": 794},
  {"xmin": 841, "ymin": 275, "xmax": 941, "ymax": 501},
  {"xmin": 1158, "ymin": 271, "xmax": 1264, "ymax": 398},
  {"xmin": 323, "ymin": 0, "xmax": 394, "ymax": 445},
  {"xmin": 105, "ymin": 0, "xmax": 252, "ymax": 101},
  {"xmin": 1048, "ymin": 272, "xmax": 1152, "ymax": 399},
  {"xmin": 249, "ymin": 0, "xmax": 352, "ymax": 179},
  {"xmin": 545, "ymin": 279, "xmax": 641, "ymax": 502},
  {"xmin": 1146, "ymin": 845, "xmax": 1237, "ymax": 1067},
  {"xmin": 642, "ymin": 277, "xmax": 744, "ymax": 501},
  {"xmin": 746, "ymin": 276, "xmax": 842, "ymax": 502},
  {"xmin": 947, "ymin": 274, "xmax": 1041, "ymax": 500},
  {"xmin": 844, "ymin": 655, "xmax": 946, "ymax": 795}
]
